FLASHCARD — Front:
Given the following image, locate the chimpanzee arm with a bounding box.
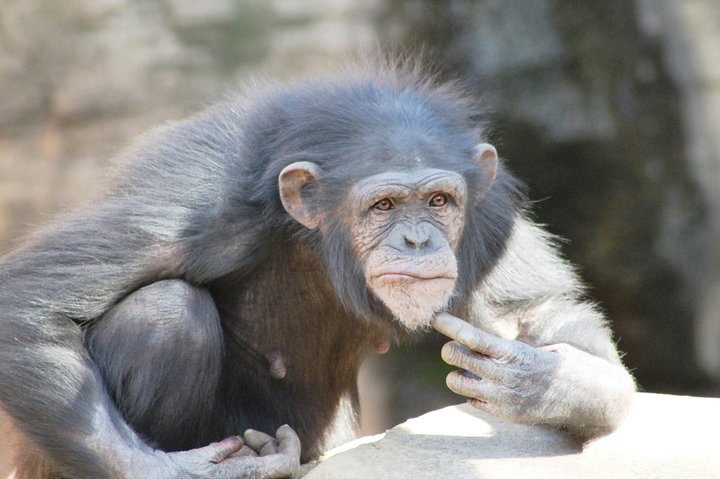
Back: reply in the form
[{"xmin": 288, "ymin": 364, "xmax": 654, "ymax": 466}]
[
  {"xmin": 0, "ymin": 118, "xmax": 300, "ymax": 478},
  {"xmin": 435, "ymin": 217, "xmax": 635, "ymax": 441}
]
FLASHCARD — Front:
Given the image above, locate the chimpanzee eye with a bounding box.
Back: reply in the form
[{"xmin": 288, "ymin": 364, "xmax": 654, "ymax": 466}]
[
  {"xmin": 373, "ymin": 198, "xmax": 394, "ymax": 211},
  {"xmin": 429, "ymin": 193, "xmax": 448, "ymax": 207}
]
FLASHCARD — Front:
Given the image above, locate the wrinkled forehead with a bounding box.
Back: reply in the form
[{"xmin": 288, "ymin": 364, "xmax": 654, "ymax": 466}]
[{"xmin": 350, "ymin": 168, "xmax": 468, "ymax": 205}]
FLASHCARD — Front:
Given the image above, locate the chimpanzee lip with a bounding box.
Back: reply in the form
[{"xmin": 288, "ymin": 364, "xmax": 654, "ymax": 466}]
[{"xmin": 375, "ymin": 272, "xmax": 456, "ymax": 281}]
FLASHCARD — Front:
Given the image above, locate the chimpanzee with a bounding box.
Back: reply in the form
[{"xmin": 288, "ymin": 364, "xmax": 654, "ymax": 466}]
[{"xmin": 0, "ymin": 61, "xmax": 635, "ymax": 479}]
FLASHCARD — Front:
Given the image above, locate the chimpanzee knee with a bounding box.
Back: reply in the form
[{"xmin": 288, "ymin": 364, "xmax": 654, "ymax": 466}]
[{"xmin": 85, "ymin": 279, "xmax": 223, "ymax": 451}]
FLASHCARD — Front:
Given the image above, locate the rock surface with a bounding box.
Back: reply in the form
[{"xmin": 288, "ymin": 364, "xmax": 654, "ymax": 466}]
[{"xmin": 304, "ymin": 393, "xmax": 720, "ymax": 478}]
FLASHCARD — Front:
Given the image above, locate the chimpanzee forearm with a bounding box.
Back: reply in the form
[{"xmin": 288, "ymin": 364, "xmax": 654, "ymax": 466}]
[
  {"xmin": 436, "ymin": 217, "xmax": 635, "ymax": 441},
  {"xmin": 436, "ymin": 312, "xmax": 634, "ymax": 441},
  {"xmin": 513, "ymin": 297, "xmax": 635, "ymax": 439}
]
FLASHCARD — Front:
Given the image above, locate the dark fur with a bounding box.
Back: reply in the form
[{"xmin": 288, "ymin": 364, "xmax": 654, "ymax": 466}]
[{"xmin": 0, "ymin": 63, "xmax": 524, "ymax": 478}]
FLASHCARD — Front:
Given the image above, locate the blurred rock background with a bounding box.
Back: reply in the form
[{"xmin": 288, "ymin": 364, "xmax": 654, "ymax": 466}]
[{"xmin": 2, "ymin": 0, "xmax": 720, "ymax": 471}]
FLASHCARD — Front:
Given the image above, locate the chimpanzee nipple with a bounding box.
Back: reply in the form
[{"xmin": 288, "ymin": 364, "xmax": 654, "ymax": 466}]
[{"xmin": 267, "ymin": 352, "xmax": 287, "ymax": 379}]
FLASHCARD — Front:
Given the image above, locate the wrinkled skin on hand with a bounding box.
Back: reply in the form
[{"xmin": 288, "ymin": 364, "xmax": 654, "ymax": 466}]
[
  {"xmin": 158, "ymin": 425, "xmax": 301, "ymax": 479},
  {"xmin": 432, "ymin": 313, "xmax": 634, "ymax": 441}
]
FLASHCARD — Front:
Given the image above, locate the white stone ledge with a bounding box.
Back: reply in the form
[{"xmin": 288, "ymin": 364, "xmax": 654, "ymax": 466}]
[{"xmin": 304, "ymin": 393, "xmax": 720, "ymax": 478}]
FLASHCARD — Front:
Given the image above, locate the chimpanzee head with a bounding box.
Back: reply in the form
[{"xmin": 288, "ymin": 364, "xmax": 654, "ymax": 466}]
[{"xmin": 271, "ymin": 66, "xmax": 518, "ymax": 330}]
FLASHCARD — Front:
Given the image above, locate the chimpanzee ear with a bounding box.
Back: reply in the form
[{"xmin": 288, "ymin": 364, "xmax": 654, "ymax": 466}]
[
  {"xmin": 472, "ymin": 143, "xmax": 498, "ymax": 185},
  {"xmin": 279, "ymin": 161, "xmax": 323, "ymax": 230}
]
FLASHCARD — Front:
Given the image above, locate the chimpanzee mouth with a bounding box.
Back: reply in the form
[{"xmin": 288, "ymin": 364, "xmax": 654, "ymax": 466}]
[
  {"xmin": 368, "ymin": 272, "xmax": 457, "ymax": 331},
  {"xmin": 374, "ymin": 272, "xmax": 457, "ymax": 282}
]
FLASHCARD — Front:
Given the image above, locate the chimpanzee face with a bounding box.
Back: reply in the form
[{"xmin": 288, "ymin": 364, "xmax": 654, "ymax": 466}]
[
  {"xmin": 344, "ymin": 168, "xmax": 466, "ymax": 329},
  {"xmin": 278, "ymin": 144, "xmax": 497, "ymax": 330}
]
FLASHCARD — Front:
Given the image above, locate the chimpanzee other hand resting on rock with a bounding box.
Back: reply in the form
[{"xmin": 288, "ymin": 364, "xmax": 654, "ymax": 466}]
[
  {"xmin": 0, "ymin": 59, "xmax": 634, "ymax": 479},
  {"xmin": 433, "ymin": 313, "xmax": 635, "ymax": 442}
]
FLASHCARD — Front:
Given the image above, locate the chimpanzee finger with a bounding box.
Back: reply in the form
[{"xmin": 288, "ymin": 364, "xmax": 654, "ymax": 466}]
[
  {"xmin": 243, "ymin": 429, "xmax": 277, "ymax": 453},
  {"xmin": 445, "ymin": 369, "xmax": 502, "ymax": 404},
  {"xmin": 213, "ymin": 426, "xmax": 300, "ymax": 478},
  {"xmin": 260, "ymin": 440, "xmax": 278, "ymax": 456},
  {"xmin": 246, "ymin": 425, "xmax": 301, "ymax": 478},
  {"xmin": 196, "ymin": 436, "xmax": 244, "ymax": 464},
  {"xmin": 228, "ymin": 445, "xmax": 258, "ymax": 458},
  {"xmin": 433, "ymin": 312, "xmax": 514, "ymax": 360},
  {"xmin": 441, "ymin": 341, "xmax": 503, "ymax": 381},
  {"xmin": 275, "ymin": 424, "xmax": 302, "ymax": 457},
  {"xmin": 218, "ymin": 449, "xmax": 297, "ymax": 479}
]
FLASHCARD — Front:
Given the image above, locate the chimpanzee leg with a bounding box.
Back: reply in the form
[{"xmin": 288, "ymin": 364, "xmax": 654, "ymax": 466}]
[{"xmin": 85, "ymin": 279, "xmax": 224, "ymax": 452}]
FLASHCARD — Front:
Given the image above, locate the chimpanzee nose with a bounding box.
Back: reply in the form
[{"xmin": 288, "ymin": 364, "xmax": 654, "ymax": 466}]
[{"xmin": 404, "ymin": 228, "xmax": 430, "ymax": 249}]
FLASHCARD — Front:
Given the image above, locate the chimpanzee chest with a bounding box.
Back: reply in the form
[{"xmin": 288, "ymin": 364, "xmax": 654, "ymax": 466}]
[{"xmin": 208, "ymin": 243, "xmax": 379, "ymax": 460}]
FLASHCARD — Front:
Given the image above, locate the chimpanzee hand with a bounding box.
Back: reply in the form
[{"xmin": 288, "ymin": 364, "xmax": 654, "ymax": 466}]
[
  {"xmin": 432, "ymin": 313, "xmax": 634, "ymax": 440},
  {"xmin": 158, "ymin": 425, "xmax": 301, "ymax": 478}
]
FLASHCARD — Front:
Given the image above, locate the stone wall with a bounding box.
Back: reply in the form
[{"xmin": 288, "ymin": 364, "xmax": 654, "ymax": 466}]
[
  {"xmin": 654, "ymin": 0, "xmax": 720, "ymax": 382},
  {"xmin": 0, "ymin": 0, "xmax": 380, "ymax": 246}
]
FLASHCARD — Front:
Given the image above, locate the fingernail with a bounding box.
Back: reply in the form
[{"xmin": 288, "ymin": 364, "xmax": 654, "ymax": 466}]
[{"xmin": 460, "ymin": 370, "xmax": 480, "ymax": 380}]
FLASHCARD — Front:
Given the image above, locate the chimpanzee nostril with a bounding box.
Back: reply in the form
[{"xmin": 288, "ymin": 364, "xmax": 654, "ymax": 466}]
[{"xmin": 404, "ymin": 234, "xmax": 429, "ymax": 249}]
